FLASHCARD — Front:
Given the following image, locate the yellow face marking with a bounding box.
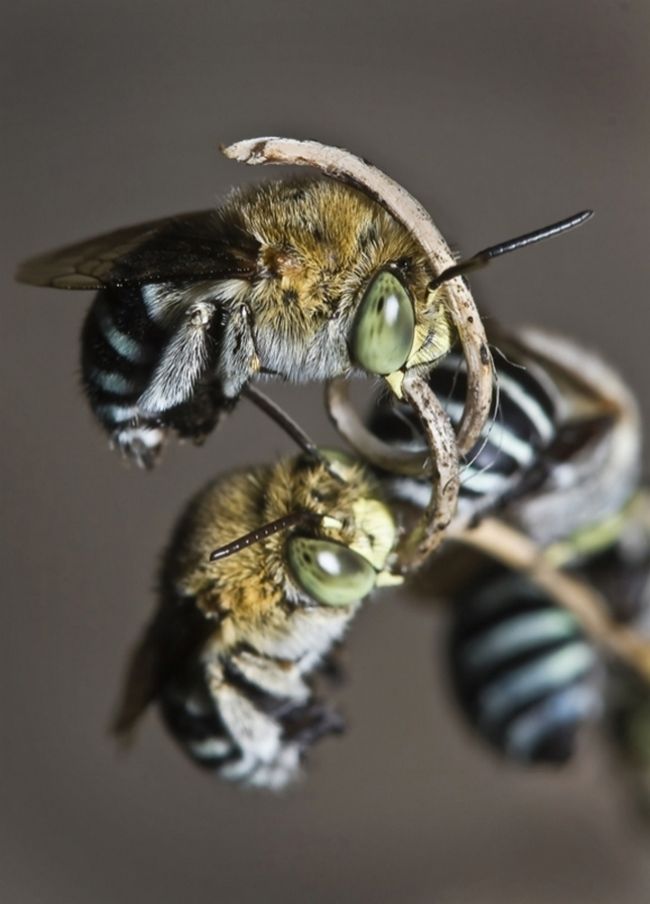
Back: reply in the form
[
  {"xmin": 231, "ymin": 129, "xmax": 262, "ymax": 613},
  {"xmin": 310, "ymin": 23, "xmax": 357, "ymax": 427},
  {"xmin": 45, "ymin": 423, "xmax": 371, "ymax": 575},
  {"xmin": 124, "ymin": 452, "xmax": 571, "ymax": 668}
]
[
  {"xmin": 385, "ymin": 371, "xmax": 405, "ymax": 399},
  {"xmin": 347, "ymin": 497, "xmax": 397, "ymax": 571},
  {"xmin": 375, "ymin": 570, "xmax": 404, "ymax": 588}
]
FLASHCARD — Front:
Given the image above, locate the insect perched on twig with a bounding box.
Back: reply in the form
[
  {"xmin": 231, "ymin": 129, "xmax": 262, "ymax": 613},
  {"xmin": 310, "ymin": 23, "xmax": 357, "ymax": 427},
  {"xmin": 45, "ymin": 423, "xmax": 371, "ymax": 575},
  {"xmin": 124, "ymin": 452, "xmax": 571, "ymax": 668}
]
[
  {"xmin": 17, "ymin": 171, "xmax": 462, "ymax": 470},
  {"xmin": 435, "ymin": 487, "xmax": 650, "ymax": 782},
  {"xmin": 17, "ymin": 138, "xmax": 586, "ymax": 482},
  {"xmin": 112, "ymin": 450, "xmax": 401, "ymax": 789},
  {"xmin": 368, "ymin": 321, "xmax": 650, "ymax": 782}
]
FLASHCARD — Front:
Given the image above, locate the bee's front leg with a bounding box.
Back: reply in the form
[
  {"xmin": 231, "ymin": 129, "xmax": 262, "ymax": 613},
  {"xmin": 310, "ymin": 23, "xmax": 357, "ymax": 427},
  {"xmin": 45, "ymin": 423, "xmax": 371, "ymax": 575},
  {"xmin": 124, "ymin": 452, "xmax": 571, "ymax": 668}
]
[{"xmin": 204, "ymin": 661, "xmax": 300, "ymax": 789}]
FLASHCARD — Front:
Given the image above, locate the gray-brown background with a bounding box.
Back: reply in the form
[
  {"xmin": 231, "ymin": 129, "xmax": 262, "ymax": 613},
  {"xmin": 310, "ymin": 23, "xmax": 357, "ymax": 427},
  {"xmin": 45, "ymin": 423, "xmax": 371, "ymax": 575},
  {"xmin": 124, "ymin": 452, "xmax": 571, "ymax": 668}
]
[{"xmin": 3, "ymin": 2, "xmax": 650, "ymax": 902}]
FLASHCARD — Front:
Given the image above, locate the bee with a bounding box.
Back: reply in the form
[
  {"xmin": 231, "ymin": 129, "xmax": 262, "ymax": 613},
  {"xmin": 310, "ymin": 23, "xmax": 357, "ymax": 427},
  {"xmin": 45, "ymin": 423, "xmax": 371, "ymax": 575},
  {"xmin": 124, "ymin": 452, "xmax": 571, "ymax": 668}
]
[
  {"xmin": 366, "ymin": 325, "xmax": 641, "ymax": 541},
  {"xmin": 368, "ymin": 316, "xmax": 644, "ymax": 766},
  {"xmin": 16, "ymin": 131, "xmax": 592, "ymax": 469},
  {"xmin": 367, "ymin": 328, "xmax": 559, "ymax": 515},
  {"xmin": 112, "ymin": 450, "xmax": 400, "ymax": 789},
  {"xmin": 17, "ymin": 178, "xmax": 455, "ymax": 468},
  {"xmin": 446, "ymin": 565, "xmax": 603, "ymax": 764},
  {"xmin": 444, "ymin": 486, "xmax": 650, "ymax": 767}
]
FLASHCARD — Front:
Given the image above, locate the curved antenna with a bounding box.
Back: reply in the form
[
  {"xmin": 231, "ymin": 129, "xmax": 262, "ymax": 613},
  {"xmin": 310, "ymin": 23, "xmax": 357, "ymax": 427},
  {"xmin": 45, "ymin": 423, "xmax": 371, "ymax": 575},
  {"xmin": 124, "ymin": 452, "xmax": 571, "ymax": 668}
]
[
  {"xmin": 209, "ymin": 511, "xmax": 321, "ymax": 562},
  {"xmin": 428, "ymin": 211, "xmax": 593, "ymax": 291}
]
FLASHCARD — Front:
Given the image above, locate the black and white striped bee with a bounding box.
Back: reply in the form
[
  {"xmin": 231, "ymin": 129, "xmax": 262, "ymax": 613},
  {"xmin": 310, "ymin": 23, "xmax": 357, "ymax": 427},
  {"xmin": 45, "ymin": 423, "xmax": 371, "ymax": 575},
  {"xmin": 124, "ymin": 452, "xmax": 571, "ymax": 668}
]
[
  {"xmin": 112, "ymin": 450, "xmax": 400, "ymax": 789},
  {"xmin": 444, "ymin": 486, "xmax": 650, "ymax": 768},
  {"xmin": 446, "ymin": 566, "xmax": 602, "ymax": 764},
  {"xmin": 17, "ymin": 179, "xmax": 458, "ymax": 468},
  {"xmin": 368, "ymin": 334, "xmax": 558, "ymax": 511},
  {"xmin": 367, "ymin": 323, "xmax": 643, "ymax": 767},
  {"xmin": 367, "ymin": 325, "xmax": 641, "ymax": 541},
  {"xmin": 16, "ymin": 127, "xmax": 593, "ymax": 472}
]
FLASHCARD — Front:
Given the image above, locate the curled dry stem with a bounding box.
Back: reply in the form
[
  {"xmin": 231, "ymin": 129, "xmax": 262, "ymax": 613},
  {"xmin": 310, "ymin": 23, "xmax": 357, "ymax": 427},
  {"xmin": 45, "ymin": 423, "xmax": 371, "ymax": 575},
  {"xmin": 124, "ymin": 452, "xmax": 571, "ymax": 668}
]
[
  {"xmin": 324, "ymin": 374, "xmax": 461, "ymax": 573},
  {"xmin": 449, "ymin": 517, "xmax": 650, "ymax": 683},
  {"xmin": 393, "ymin": 372, "xmax": 461, "ymax": 573},
  {"xmin": 222, "ymin": 136, "xmax": 493, "ymax": 455},
  {"xmin": 325, "ymin": 377, "xmax": 428, "ymax": 477}
]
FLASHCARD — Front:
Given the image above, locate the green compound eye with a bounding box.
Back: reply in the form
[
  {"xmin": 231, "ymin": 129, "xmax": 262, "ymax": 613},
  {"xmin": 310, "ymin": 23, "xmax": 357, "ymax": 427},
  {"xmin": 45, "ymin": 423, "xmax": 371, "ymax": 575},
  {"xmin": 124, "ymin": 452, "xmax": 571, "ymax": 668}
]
[
  {"xmin": 287, "ymin": 537, "xmax": 377, "ymax": 606},
  {"xmin": 350, "ymin": 270, "xmax": 415, "ymax": 375}
]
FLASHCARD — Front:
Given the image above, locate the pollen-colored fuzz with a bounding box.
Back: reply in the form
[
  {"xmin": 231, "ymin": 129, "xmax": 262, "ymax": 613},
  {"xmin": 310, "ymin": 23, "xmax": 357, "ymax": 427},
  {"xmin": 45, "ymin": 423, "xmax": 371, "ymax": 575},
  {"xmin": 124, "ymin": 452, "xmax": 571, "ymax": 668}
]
[
  {"xmin": 216, "ymin": 178, "xmax": 455, "ymax": 374},
  {"xmin": 165, "ymin": 454, "xmax": 393, "ymax": 645}
]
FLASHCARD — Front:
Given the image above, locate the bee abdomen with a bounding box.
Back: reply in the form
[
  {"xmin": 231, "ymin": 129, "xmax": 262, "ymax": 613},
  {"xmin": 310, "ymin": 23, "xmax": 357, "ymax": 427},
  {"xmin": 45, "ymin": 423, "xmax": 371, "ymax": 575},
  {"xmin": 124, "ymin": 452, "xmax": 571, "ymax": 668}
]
[
  {"xmin": 447, "ymin": 572, "xmax": 602, "ymax": 764},
  {"xmin": 159, "ymin": 657, "xmax": 343, "ymax": 790},
  {"xmin": 80, "ymin": 287, "xmax": 166, "ymax": 458},
  {"xmin": 369, "ymin": 351, "xmax": 557, "ymax": 508},
  {"xmin": 159, "ymin": 661, "xmax": 241, "ymax": 771}
]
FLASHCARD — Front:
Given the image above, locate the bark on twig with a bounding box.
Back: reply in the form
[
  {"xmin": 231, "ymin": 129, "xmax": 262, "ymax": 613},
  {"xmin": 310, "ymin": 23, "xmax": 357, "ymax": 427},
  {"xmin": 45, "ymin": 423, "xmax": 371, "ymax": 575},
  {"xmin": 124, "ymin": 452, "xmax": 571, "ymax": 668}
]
[
  {"xmin": 394, "ymin": 373, "xmax": 460, "ymax": 572},
  {"xmin": 324, "ymin": 375, "xmax": 461, "ymax": 572}
]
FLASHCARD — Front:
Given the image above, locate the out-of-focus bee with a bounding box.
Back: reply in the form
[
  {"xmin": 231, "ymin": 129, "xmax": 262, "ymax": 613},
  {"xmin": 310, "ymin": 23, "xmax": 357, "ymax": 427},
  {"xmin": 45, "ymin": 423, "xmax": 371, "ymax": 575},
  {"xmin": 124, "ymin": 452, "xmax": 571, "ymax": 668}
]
[
  {"xmin": 369, "ymin": 323, "xmax": 644, "ymax": 767},
  {"xmin": 441, "ymin": 489, "xmax": 650, "ymax": 767},
  {"xmin": 447, "ymin": 566, "xmax": 603, "ymax": 764},
  {"xmin": 112, "ymin": 450, "xmax": 400, "ymax": 789},
  {"xmin": 367, "ymin": 325, "xmax": 641, "ymax": 541},
  {"xmin": 17, "ymin": 179, "xmax": 456, "ymax": 467}
]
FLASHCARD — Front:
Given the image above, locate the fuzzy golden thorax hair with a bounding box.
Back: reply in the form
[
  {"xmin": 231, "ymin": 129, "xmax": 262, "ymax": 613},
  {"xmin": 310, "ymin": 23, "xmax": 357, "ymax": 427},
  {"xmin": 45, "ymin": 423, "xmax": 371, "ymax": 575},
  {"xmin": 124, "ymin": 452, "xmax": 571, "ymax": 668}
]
[
  {"xmin": 216, "ymin": 178, "xmax": 455, "ymax": 382},
  {"xmin": 164, "ymin": 454, "xmax": 396, "ymax": 646}
]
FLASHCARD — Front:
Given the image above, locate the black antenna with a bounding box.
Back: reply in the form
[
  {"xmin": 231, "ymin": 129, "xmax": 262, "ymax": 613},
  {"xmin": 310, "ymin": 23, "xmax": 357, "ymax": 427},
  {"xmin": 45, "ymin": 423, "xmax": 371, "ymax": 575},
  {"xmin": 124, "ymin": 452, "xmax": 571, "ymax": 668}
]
[
  {"xmin": 209, "ymin": 511, "xmax": 320, "ymax": 562},
  {"xmin": 243, "ymin": 385, "xmax": 343, "ymax": 481},
  {"xmin": 428, "ymin": 210, "xmax": 593, "ymax": 291}
]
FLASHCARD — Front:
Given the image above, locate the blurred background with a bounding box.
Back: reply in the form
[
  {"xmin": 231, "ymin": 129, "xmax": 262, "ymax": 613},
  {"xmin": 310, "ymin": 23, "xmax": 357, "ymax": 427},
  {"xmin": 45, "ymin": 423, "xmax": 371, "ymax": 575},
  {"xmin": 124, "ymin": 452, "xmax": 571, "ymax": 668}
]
[{"xmin": 3, "ymin": 2, "xmax": 650, "ymax": 902}]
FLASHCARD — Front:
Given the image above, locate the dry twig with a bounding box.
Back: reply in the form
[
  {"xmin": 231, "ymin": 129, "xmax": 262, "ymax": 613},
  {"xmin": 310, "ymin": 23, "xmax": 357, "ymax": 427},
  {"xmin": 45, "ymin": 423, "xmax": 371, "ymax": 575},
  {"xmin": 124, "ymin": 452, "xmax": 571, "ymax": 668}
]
[
  {"xmin": 324, "ymin": 374, "xmax": 460, "ymax": 572},
  {"xmin": 325, "ymin": 378, "xmax": 427, "ymax": 477},
  {"xmin": 394, "ymin": 372, "xmax": 460, "ymax": 571}
]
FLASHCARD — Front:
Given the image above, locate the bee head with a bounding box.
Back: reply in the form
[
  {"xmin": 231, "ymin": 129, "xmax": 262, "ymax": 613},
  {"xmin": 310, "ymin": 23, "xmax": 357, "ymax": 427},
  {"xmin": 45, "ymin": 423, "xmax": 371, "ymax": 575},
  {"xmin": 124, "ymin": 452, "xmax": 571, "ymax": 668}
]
[{"xmin": 210, "ymin": 450, "xmax": 401, "ymax": 608}]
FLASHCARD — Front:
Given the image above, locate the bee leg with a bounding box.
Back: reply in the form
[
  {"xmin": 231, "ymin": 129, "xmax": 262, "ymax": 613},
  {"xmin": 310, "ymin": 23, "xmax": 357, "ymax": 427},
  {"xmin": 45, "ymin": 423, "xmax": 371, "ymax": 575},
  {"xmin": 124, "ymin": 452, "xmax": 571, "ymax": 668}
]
[
  {"xmin": 137, "ymin": 301, "xmax": 222, "ymax": 413},
  {"xmin": 218, "ymin": 304, "xmax": 260, "ymax": 399},
  {"xmin": 204, "ymin": 661, "xmax": 301, "ymax": 789}
]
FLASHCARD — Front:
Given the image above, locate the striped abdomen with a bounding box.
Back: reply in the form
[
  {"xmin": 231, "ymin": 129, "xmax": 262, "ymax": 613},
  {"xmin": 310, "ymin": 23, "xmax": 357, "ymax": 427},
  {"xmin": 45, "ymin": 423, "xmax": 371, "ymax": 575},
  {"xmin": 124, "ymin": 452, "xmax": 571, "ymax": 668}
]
[
  {"xmin": 447, "ymin": 570, "xmax": 601, "ymax": 764},
  {"xmin": 159, "ymin": 655, "xmax": 343, "ymax": 790},
  {"xmin": 368, "ymin": 350, "xmax": 558, "ymax": 511},
  {"xmin": 81, "ymin": 285, "xmax": 226, "ymax": 467}
]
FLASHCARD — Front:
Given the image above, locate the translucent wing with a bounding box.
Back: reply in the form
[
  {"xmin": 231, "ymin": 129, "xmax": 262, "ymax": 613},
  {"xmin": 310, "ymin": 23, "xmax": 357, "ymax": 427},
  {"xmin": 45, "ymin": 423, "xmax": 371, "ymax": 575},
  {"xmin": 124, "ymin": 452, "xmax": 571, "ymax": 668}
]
[
  {"xmin": 111, "ymin": 592, "xmax": 212, "ymax": 739},
  {"xmin": 16, "ymin": 210, "xmax": 260, "ymax": 290}
]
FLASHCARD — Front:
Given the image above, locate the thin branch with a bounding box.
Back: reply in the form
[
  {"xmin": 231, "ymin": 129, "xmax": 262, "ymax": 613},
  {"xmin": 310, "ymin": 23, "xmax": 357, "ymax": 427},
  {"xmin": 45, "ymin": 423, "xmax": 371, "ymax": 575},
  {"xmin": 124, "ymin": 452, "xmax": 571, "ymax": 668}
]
[
  {"xmin": 394, "ymin": 372, "xmax": 461, "ymax": 572},
  {"xmin": 324, "ymin": 374, "xmax": 461, "ymax": 573},
  {"xmin": 324, "ymin": 378, "xmax": 429, "ymax": 477},
  {"xmin": 221, "ymin": 136, "xmax": 493, "ymax": 455}
]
